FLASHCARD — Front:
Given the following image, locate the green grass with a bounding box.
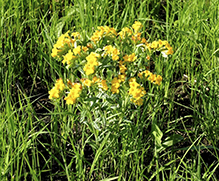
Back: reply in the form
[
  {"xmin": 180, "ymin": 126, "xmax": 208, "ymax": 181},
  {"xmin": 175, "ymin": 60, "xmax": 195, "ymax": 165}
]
[{"xmin": 0, "ymin": 0, "xmax": 219, "ymax": 180}]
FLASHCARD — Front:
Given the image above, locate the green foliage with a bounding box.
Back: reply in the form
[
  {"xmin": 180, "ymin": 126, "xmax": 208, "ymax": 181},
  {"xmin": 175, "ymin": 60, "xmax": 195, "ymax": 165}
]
[{"xmin": 0, "ymin": 0, "xmax": 219, "ymax": 180}]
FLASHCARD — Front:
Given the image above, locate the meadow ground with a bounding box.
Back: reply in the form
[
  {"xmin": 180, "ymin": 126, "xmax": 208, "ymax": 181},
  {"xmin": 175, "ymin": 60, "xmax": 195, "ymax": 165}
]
[{"xmin": 0, "ymin": 0, "xmax": 219, "ymax": 180}]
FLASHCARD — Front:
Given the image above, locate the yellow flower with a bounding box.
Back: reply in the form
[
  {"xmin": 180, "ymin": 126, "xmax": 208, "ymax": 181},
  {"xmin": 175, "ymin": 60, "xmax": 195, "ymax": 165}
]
[
  {"xmin": 82, "ymin": 46, "xmax": 88, "ymax": 52},
  {"xmin": 112, "ymin": 55, "xmax": 119, "ymax": 61},
  {"xmin": 97, "ymin": 26, "xmax": 117, "ymax": 37},
  {"xmin": 129, "ymin": 77, "xmax": 137, "ymax": 83},
  {"xmin": 55, "ymin": 78, "xmax": 65, "ymax": 91},
  {"xmin": 92, "ymin": 76, "xmax": 101, "ymax": 84},
  {"xmin": 155, "ymin": 75, "xmax": 162, "ymax": 85},
  {"xmin": 71, "ymin": 32, "xmax": 81, "ymax": 39},
  {"xmin": 138, "ymin": 72, "xmax": 143, "ymax": 78},
  {"xmin": 62, "ymin": 50, "xmax": 77, "ymax": 65},
  {"xmin": 111, "ymin": 78, "xmax": 120, "ymax": 89},
  {"xmin": 141, "ymin": 38, "xmax": 147, "ymax": 43},
  {"xmin": 87, "ymin": 43, "xmax": 93, "ymax": 49},
  {"xmin": 90, "ymin": 32, "xmax": 100, "ymax": 43},
  {"xmin": 119, "ymin": 63, "xmax": 127, "ymax": 74},
  {"xmin": 131, "ymin": 32, "xmax": 141, "ymax": 43},
  {"xmin": 134, "ymin": 98, "xmax": 144, "ymax": 106},
  {"xmin": 81, "ymin": 78, "xmax": 92, "ymax": 87},
  {"xmin": 50, "ymin": 22, "xmax": 172, "ymax": 107},
  {"xmin": 99, "ymin": 80, "xmax": 108, "ymax": 91},
  {"xmin": 132, "ymin": 21, "xmax": 143, "ymax": 33},
  {"xmin": 111, "ymin": 87, "xmax": 119, "ymax": 94},
  {"xmin": 128, "ymin": 78, "xmax": 146, "ymax": 106},
  {"xmin": 88, "ymin": 59, "xmax": 99, "ymax": 67},
  {"xmin": 73, "ymin": 83, "xmax": 83, "ymax": 91},
  {"xmin": 83, "ymin": 64, "xmax": 95, "ymax": 75},
  {"xmin": 140, "ymin": 87, "xmax": 146, "ymax": 95},
  {"xmin": 51, "ymin": 47, "xmax": 59, "ymax": 58},
  {"xmin": 103, "ymin": 45, "xmax": 113, "ymax": 54},
  {"xmin": 146, "ymin": 43, "xmax": 151, "ymax": 52},
  {"xmin": 73, "ymin": 46, "xmax": 81, "ymax": 55},
  {"xmin": 148, "ymin": 74, "xmax": 157, "ymax": 83},
  {"xmin": 64, "ymin": 83, "xmax": 82, "ymax": 105},
  {"xmin": 123, "ymin": 53, "xmax": 137, "ymax": 62},
  {"xmin": 158, "ymin": 39, "xmax": 164, "ymax": 48},
  {"xmin": 111, "ymin": 77, "xmax": 120, "ymax": 94},
  {"xmin": 110, "ymin": 28, "xmax": 117, "ymax": 36},
  {"xmin": 64, "ymin": 93, "xmax": 77, "ymax": 105},
  {"xmin": 118, "ymin": 74, "xmax": 126, "ymax": 82},
  {"xmin": 90, "ymin": 26, "xmax": 117, "ymax": 43},
  {"xmin": 86, "ymin": 52, "xmax": 100, "ymax": 66},
  {"xmin": 112, "ymin": 48, "xmax": 120, "ymax": 61},
  {"xmin": 129, "ymin": 81, "xmax": 139, "ymax": 89},
  {"xmin": 143, "ymin": 70, "xmax": 152, "ymax": 78},
  {"xmin": 52, "ymin": 31, "xmax": 73, "ymax": 51},
  {"xmin": 48, "ymin": 87, "xmax": 60, "ymax": 99},
  {"xmin": 118, "ymin": 27, "xmax": 132, "ymax": 38},
  {"xmin": 104, "ymin": 45, "xmax": 120, "ymax": 61},
  {"xmin": 162, "ymin": 40, "xmax": 168, "ymax": 46},
  {"xmin": 83, "ymin": 52, "xmax": 100, "ymax": 75},
  {"xmin": 151, "ymin": 41, "xmax": 159, "ymax": 49},
  {"xmin": 132, "ymin": 88, "xmax": 142, "ymax": 98},
  {"xmin": 166, "ymin": 47, "xmax": 173, "ymax": 55}
]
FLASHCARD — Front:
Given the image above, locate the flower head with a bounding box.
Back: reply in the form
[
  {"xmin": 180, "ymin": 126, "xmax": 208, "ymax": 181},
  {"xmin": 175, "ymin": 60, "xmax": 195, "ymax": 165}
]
[
  {"xmin": 49, "ymin": 87, "xmax": 60, "ymax": 99},
  {"xmin": 132, "ymin": 21, "xmax": 143, "ymax": 33},
  {"xmin": 64, "ymin": 83, "xmax": 82, "ymax": 105}
]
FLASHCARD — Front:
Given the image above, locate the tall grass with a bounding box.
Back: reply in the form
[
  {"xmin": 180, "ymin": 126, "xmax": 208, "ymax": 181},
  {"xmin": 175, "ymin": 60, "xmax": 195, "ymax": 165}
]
[{"xmin": 0, "ymin": 0, "xmax": 219, "ymax": 180}]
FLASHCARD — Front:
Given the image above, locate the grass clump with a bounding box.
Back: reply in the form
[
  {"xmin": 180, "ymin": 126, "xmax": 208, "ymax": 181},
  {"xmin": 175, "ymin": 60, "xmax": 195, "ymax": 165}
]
[{"xmin": 0, "ymin": 0, "xmax": 219, "ymax": 180}]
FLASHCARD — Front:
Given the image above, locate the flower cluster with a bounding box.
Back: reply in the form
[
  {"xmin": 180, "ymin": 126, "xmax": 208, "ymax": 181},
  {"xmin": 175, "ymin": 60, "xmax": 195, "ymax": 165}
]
[
  {"xmin": 64, "ymin": 82, "xmax": 82, "ymax": 105},
  {"xmin": 146, "ymin": 39, "xmax": 174, "ymax": 57},
  {"xmin": 62, "ymin": 50, "xmax": 76, "ymax": 65},
  {"xmin": 123, "ymin": 53, "xmax": 137, "ymax": 62},
  {"xmin": 49, "ymin": 21, "xmax": 174, "ymax": 106},
  {"xmin": 128, "ymin": 78, "xmax": 146, "ymax": 106},
  {"xmin": 111, "ymin": 77, "xmax": 120, "ymax": 94},
  {"xmin": 118, "ymin": 27, "xmax": 133, "ymax": 38},
  {"xmin": 103, "ymin": 45, "xmax": 120, "ymax": 61},
  {"xmin": 138, "ymin": 70, "xmax": 163, "ymax": 86},
  {"xmin": 119, "ymin": 61, "xmax": 127, "ymax": 74},
  {"xmin": 83, "ymin": 52, "xmax": 100, "ymax": 75},
  {"xmin": 132, "ymin": 21, "xmax": 143, "ymax": 33},
  {"xmin": 99, "ymin": 79, "xmax": 108, "ymax": 91},
  {"xmin": 48, "ymin": 78, "xmax": 65, "ymax": 99},
  {"xmin": 51, "ymin": 31, "xmax": 79, "ymax": 58},
  {"xmin": 91, "ymin": 26, "xmax": 117, "ymax": 43}
]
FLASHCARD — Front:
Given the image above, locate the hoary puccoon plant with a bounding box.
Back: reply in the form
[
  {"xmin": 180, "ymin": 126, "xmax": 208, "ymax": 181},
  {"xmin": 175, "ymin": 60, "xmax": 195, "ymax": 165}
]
[{"xmin": 49, "ymin": 21, "xmax": 173, "ymax": 116}]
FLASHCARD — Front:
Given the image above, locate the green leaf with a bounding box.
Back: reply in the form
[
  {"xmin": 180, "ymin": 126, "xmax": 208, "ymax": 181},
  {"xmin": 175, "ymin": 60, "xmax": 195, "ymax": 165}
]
[
  {"xmin": 100, "ymin": 177, "xmax": 120, "ymax": 181},
  {"xmin": 152, "ymin": 123, "xmax": 163, "ymax": 148},
  {"xmin": 106, "ymin": 97, "xmax": 115, "ymax": 104},
  {"xmin": 162, "ymin": 134, "xmax": 184, "ymax": 148},
  {"xmin": 84, "ymin": 97, "xmax": 100, "ymax": 102},
  {"xmin": 89, "ymin": 132, "xmax": 111, "ymax": 178}
]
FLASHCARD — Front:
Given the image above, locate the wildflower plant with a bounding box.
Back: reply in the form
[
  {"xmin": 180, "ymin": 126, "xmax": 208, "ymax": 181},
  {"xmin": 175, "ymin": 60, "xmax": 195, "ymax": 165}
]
[
  {"xmin": 49, "ymin": 21, "xmax": 173, "ymax": 110},
  {"xmin": 48, "ymin": 23, "xmax": 175, "ymax": 170}
]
